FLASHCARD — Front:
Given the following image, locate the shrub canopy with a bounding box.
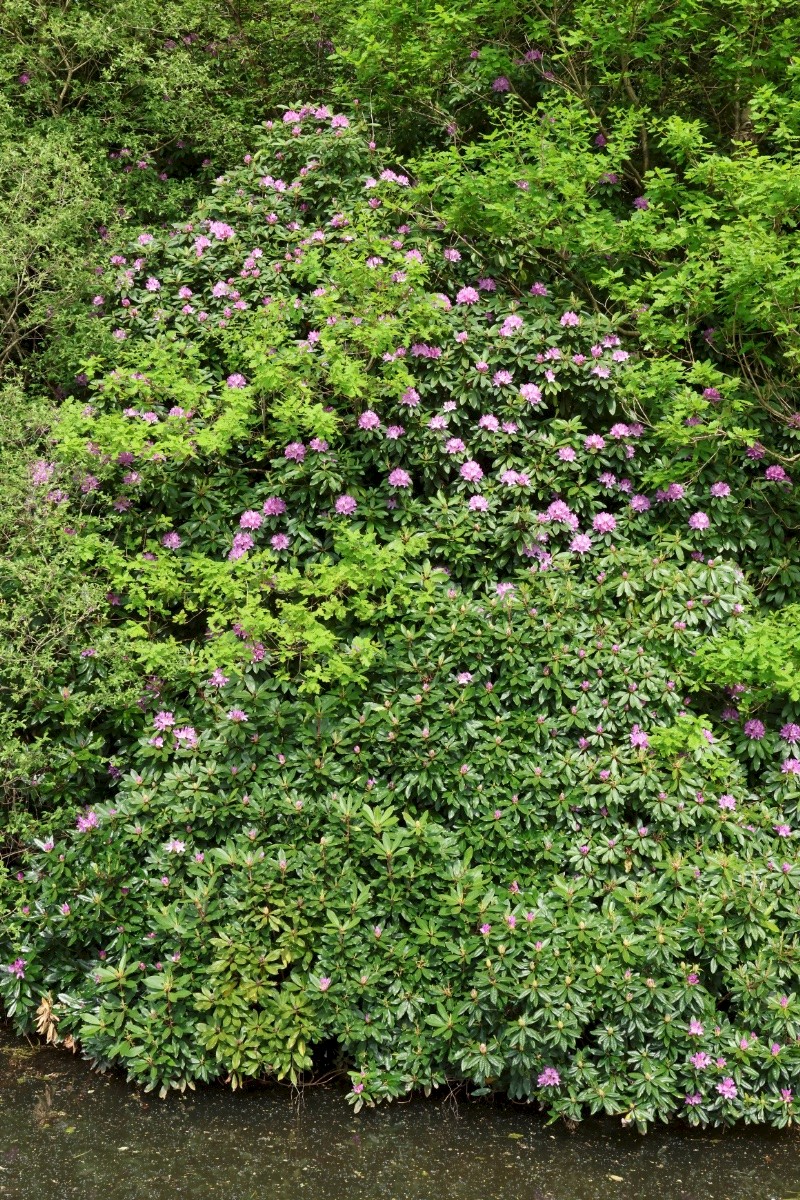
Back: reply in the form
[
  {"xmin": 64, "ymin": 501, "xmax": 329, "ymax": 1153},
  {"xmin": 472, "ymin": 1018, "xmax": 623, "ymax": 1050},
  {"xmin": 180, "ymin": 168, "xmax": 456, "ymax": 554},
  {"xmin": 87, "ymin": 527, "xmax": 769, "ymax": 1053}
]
[{"xmin": 3, "ymin": 114, "xmax": 800, "ymax": 1131}]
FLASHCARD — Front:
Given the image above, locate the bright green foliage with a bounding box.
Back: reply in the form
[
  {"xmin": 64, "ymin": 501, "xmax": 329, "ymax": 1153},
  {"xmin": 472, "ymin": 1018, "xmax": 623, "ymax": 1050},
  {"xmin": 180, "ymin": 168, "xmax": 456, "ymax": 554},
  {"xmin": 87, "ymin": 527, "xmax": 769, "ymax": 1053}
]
[
  {"xmin": 416, "ymin": 104, "xmax": 800, "ymax": 425},
  {"xmin": 694, "ymin": 607, "xmax": 800, "ymax": 705}
]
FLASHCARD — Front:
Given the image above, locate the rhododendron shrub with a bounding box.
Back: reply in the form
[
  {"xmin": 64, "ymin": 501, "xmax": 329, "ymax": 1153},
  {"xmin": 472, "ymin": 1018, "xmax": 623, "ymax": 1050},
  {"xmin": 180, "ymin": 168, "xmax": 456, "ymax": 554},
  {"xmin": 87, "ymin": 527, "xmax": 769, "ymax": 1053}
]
[{"xmin": 3, "ymin": 113, "xmax": 800, "ymax": 1131}]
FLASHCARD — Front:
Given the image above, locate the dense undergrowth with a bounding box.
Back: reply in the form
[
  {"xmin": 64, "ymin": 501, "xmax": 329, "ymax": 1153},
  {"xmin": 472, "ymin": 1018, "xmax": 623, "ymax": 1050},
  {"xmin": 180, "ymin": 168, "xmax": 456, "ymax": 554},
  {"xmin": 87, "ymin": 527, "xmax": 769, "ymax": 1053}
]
[{"xmin": 2, "ymin": 2, "xmax": 800, "ymax": 1132}]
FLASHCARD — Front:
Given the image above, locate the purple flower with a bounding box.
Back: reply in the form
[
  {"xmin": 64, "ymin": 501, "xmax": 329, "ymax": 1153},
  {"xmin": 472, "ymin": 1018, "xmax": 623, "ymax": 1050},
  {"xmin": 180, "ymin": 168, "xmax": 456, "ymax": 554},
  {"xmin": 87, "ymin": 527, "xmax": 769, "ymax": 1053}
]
[
  {"xmin": 766, "ymin": 464, "xmax": 791, "ymax": 483},
  {"xmin": 781, "ymin": 759, "xmax": 800, "ymax": 775},
  {"xmin": 560, "ymin": 311, "xmax": 580, "ymax": 327},
  {"xmin": 284, "ymin": 442, "xmax": 306, "ymax": 462},
  {"xmin": 584, "ymin": 434, "xmax": 605, "ymax": 451},
  {"xmin": 358, "ymin": 410, "xmax": 380, "ymax": 430},
  {"xmin": 335, "ymin": 494, "xmax": 358, "ymax": 515},
  {"xmin": 690, "ymin": 1052, "xmax": 711, "ymax": 1069},
  {"xmin": 228, "ymin": 532, "xmax": 254, "ymax": 560},
  {"xmin": 570, "ymin": 533, "xmax": 593, "ymax": 554},
  {"xmin": 227, "ymin": 709, "xmax": 248, "ymax": 722},
  {"xmin": 460, "ymin": 460, "xmax": 484, "ymax": 482},
  {"xmin": 207, "ymin": 669, "xmax": 229, "ymax": 688},
  {"xmin": 492, "ymin": 369, "xmax": 513, "ymax": 387},
  {"xmin": 710, "ymin": 482, "xmax": 731, "ymax": 498},
  {"xmin": 263, "ymin": 496, "xmax": 286, "ymax": 516},
  {"xmin": 689, "ymin": 511, "xmax": 710, "ymax": 530},
  {"xmin": 546, "ymin": 500, "xmax": 573, "ymax": 523},
  {"xmin": 226, "ymin": 373, "xmax": 247, "ymax": 388},
  {"xmin": 592, "ymin": 512, "xmax": 616, "ymax": 533},
  {"xmin": 480, "ymin": 923, "xmax": 492, "ymax": 935},
  {"xmin": 719, "ymin": 794, "xmax": 736, "ymax": 809},
  {"xmin": 781, "ymin": 723, "xmax": 800, "ymax": 743},
  {"xmin": 500, "ymin": 314, "xmax": 523, "ymax": 337},
  {"xmin": 31, "ymin": 460, "xmax": 55, "ymax": 486},
  {"xmin": 239, "ymin": 510, "xmax": 262, "ymax": 529},
  {"xmin": 519, "ymin": 383, "xmax": 542, "ymax": 404},
  {"xmin": 492, "ymin": 76, "xmax": 511, "ymax": 92},
  {"xmin": 633, "ymin": 196, "xmax": 649, "ymax": 210},
  {"xmin": 162, "ymin": 531, "xmax": 181, "ymax": 549},
  {"xmin": 271, "ymin": 533, "xmax": 290, "ymax": 551},
  {"xmin": 76, "ymin": 811, "xmax": 99, "ymax": 832},
  {"xmin": 6, "ymin": 958, "xmax": 25, "ymax": 980},
  {"xmin": 445, "ymin": 437, "xmax": 466, "ymax": 455},
  {"xmin": 388, "ymin": 468, "xmax": 411, "ymax": 488},
  {"xmin": 743, "ymin": 719, "xmax": 765, "ymax": 740},
  {"xmin": 469, "ymin": 495, "xmax": 488, "ymax": 511},
  {"xmin": 537, "ymin": 1067, "xmax": 561, "ymax": 1087},
  {"xmin": 456, "ymin": 287, "xmax": 479, "ymax": 305},
  {"xmin": 630, "ymin": 725, "xmax": 649, "ymax": 749},
  {"xmin": 717, "ymin": 1077, "xmax": 737, "ymax": 1100},
  {"xmin": 630, "ymin": 494, "xmax": 650, "ymax": 512}
]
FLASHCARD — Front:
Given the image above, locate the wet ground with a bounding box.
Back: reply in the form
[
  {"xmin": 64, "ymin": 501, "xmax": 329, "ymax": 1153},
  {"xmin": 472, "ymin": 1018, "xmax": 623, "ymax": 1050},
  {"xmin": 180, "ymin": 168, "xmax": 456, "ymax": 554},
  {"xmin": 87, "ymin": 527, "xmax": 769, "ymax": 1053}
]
[{"xmin": 1, "ymin": 1033, "xmax": 799, "ymax": 1200}]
